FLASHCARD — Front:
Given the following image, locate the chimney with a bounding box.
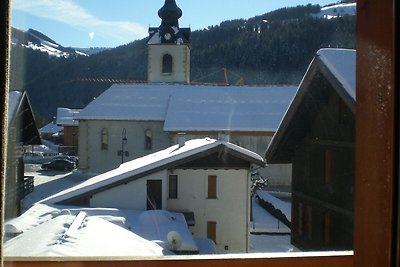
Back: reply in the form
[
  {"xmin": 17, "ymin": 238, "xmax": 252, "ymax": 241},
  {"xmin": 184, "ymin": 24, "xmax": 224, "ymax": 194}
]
[
  {"xmin": 218, "ymin": 132, "xmax": 230, "ymax": 142},
  {"xmin": 177, "ymin": 133, "xmax": 186, "ymax": 148}
]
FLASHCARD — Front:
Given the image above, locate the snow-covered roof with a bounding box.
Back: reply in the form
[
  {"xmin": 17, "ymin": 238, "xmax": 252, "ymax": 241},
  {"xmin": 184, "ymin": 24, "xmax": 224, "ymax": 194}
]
[
  {"xmin": 56, "ymin": 108, "xmax": 81, "ymax": 126},
  {"xmin": 147, "ymin": 32, "xmax": 162, "ymax": 44},
  {"xmin": 3, "ymin": 204, "xmax": 202, "ymax": 257},
  {"xmin": 265, "ymin": 48, "xmax": 356, "ymax": 163},
  {"xmin": 7, "ymin": 91, "xmax": 23, "ymax": 127},
  {"xmin": 164, "ymin": 86, "xmax": 295, "ymax": 132},
  {"xmin": 39, "ymin": 121, "xmax": 63, "ymax": 134},
  {"xmin": 41, "ymin": 138, "xmax": 265, "ymax": 205},
  {"xmin": 318, "ymin": 48, "xmax": 356, "ymax": 101},
  {"xmin": 76, "ymin": 83, "xmax": 296, "ymax": 132},
  {"xmin": 7, "ymin": 91, "xmax": 41, "ymax": 145},
  {"xmin": 77, "ymin": 84, "xmax": 174, "ymax": 121}
]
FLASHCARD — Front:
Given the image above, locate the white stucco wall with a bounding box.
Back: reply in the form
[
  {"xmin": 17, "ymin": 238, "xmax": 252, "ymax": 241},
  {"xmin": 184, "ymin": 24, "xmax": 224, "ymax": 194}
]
[
  {"xmin": 89, "ymin": 168, "xmax": 250, "ymax": 254},
  {"xmin": 90, "ymin": 170, "xmax": 167, "ymax": 210},
  {"xmin": 167, "ymin": 169, "xmax": 250, "ymax": 253},
  {"xmin": 147, "ymin": 45, "xmax": 190, "ymax": 84},
  {"xmin": 78, "ymin": 120, "xmax": 172, "ymax": 173}
]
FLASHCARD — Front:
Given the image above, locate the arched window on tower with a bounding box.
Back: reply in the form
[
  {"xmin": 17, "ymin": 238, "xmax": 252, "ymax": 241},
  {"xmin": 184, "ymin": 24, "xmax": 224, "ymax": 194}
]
[
  {"xmin": 145, "ymin": 129, "xmax": 153, "ymax": 150},
  {"xmin": 162, "ymin": 54, "xmax": 173, "ymax": 74},
  {"xmin": 101, "ymin": 128, "xmax": 108, "ymax": 150}
]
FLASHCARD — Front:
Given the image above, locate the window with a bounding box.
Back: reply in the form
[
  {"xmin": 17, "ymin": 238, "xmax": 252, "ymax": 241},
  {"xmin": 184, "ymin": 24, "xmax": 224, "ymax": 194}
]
[
  {"xmin": 146, "ymin": 180, "xmax": 162, "ymax": 210},
  {"xmin": 298, "ymin": 203, "xmax": 304, "ymax": 236},
  {"xmin": 169, "ymin": 175, "xmax": 178, "ymax": 199},
  {"xmin": 162, "ymin": 54, "xmax": 173, "ymax": 74},
  {"xmin": 144, "ymin": 129, "xmax": 152, "ymax": 150},
  {"xmin": 324, "ymin": 149, "xmax": 332, "ymax": 183},
  {"xmin": 100, "ymin": 128, "xmax": 108, "ymax": 150},
  {"xmin": 1, "ymin": 0, "xmax": 398, "ymax": 266},
  {"xmin": 324, "ymin": 213, "xmax": 331, "ymax": 247},
  {"xmin": 306, "ymin": 205, "xmax": 313, "ymax": 240},
  {"xmin": 208, "ymin": 175, "xmax": 217, "ymax": 199},
  {"xmin": 207, "ymin": 221, "xmax": 217, "ymax": 244}
]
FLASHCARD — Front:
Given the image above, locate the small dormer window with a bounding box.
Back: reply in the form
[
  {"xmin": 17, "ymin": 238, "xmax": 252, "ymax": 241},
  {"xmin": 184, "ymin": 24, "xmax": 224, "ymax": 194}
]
[{"xmin": 162, "ymin": 54, "xmax": 173, "ymax": 74}]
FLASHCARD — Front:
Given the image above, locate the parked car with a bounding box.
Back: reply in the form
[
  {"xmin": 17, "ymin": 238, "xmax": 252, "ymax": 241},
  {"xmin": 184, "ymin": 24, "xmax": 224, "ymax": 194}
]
[
  {"xmin": 23, "ymin": 152, "xmax": 45, "ymax": 163},
  {"xmin": 41, "ymin": 159, "xmax": 76, "ymax": 171},
  {"xmin": 52, "ymin": 154, "xmax": 78, "ymax": 163}
]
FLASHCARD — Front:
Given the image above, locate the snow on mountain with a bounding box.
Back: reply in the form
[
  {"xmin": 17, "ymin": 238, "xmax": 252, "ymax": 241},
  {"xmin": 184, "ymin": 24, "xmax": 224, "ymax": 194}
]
[
  {"xmin": 11, "ymin": 27, "xmax": 88, "ymax": 58},
  {"xmin": 315, "ymin": 2, "xmax": 356, "ymax": 19},
  {"xmin": 74, "ymin": 47, "xmax": 111, "ymax": 56},
  {"xmin": 20, "ymin": 42, "xmax": 72, "ymax": 58}
]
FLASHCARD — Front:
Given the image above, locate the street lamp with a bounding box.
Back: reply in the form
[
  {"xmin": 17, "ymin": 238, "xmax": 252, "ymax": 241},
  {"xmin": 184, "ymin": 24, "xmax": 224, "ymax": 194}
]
[{"xmin": 121, "ymin": 128, "xmax": 128, "ymax": 164}]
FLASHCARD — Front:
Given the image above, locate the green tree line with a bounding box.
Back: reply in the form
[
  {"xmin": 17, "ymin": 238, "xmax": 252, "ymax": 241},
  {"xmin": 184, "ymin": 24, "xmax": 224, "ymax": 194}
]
[{"xmin": 9, "ymin": 4, "xmax": 355, "ymax": 123}]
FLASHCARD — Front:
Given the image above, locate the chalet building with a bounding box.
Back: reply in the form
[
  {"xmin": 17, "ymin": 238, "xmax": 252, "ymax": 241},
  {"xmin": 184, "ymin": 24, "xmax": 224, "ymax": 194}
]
[
  {"xmin": 75, "ymin": 1, "xmax": 295, "ymax": 187},
  {"xmin": 5, "ymin": 91, "xmax": 41, "ymax": 219},
  {"xmin": 56, "ymin": 107, "xmax": 80, "ymax": 155},
  {"xmin": 265, "ymin": 48, "xmax": 355, "ymax": 251},
  {"xmin": 38, "ymin": 120, "xmax": 63, "ymax": 144},
  {"xmin": 43, "ymin": 138, "xmax": 265, "ymax": 254}
]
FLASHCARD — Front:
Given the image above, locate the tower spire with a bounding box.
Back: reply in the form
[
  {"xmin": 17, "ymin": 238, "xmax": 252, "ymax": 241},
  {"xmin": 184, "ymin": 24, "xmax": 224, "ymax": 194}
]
[
  {"xmin": 156, "ymin": 0, "xmax": 187, "ymax": 44},
  {"xmin": 158, "ymin": 0, "xmax": 182, "ymax": 29},
  {"xmin": 147, "ymin": 0, "xmax": 191, "ymax": 84}
]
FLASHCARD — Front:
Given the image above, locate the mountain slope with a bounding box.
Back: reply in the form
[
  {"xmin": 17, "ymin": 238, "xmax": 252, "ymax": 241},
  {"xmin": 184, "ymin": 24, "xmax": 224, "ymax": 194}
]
[
  {"xmin": 11, "ymin": 3, "xmax": 356, "ymax": 122},
  {"xmin": 11, "ymin": 27, "xmax": 86, "ymax": 58}
]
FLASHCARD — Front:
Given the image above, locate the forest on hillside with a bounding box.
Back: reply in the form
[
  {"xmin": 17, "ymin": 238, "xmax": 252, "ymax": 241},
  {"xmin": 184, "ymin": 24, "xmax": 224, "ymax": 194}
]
[{"xmin": 9, "ymin": 4, "xmax": 356, "ymax": 124}]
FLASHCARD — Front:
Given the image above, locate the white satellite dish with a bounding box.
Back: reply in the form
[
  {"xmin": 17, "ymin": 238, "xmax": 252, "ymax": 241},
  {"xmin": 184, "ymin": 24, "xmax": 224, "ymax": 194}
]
[{"xmin": 167, "ymin": 231, "xmax": 183, "ymax": 251}]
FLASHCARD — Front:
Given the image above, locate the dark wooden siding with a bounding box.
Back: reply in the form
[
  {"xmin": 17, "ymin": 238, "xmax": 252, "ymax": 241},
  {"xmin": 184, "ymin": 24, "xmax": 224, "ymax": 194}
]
[{"xmin": 291, "ymin": 79, "xmax": 355, "ymax": 251}]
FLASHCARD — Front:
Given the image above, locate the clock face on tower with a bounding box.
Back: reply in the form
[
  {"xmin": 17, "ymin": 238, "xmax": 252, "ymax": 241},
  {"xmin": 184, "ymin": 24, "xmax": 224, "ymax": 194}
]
[
  {"xmin": 161, "ymin": 26, "xmax": 175, "ymax": 43},
  {"xmin": 164, "ymin": 32, "xmax": 172, "ymax": 40}
]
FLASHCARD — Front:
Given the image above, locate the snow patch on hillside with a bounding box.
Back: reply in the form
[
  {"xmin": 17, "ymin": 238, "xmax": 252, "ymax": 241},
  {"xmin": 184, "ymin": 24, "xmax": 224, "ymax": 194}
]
[{"xmin": 314, "ymin": 3, "xmax": 356, "ymax": 19}]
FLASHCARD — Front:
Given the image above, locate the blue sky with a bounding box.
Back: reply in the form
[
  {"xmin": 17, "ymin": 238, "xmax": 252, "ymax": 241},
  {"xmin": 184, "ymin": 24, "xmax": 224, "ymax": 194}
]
[{"xmin": 11, "ymin": 0, "xmax": 336, "ymax": 48}]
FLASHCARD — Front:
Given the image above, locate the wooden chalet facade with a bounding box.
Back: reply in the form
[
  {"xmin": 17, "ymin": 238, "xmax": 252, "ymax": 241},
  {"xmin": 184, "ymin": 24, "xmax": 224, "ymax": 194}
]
[
  {"xmin": 266, "ymin": 49, "xmax": 356, "ymax": 251},
  {"xmin": 5, "ymin": 91, "xmax": 41, "ymax": 219}
]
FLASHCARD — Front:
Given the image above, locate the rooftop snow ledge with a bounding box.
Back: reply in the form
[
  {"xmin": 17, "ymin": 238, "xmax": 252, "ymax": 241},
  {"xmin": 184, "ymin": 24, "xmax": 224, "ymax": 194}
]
[{"xmin": 3, "ymin": 251, "xmax": 353, "ymax": 261}]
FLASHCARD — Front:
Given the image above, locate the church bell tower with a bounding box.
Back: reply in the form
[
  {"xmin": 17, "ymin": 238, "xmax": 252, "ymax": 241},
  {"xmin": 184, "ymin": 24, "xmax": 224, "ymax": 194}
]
[{"xmin": 147, "ymin": 0, "xmax": 191, "ymax": 84}]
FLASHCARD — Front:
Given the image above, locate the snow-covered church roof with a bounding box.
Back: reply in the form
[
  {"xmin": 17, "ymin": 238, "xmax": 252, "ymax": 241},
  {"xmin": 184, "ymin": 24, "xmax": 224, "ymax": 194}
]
[{"xmin": 76, "ymin": 84, "xmax": 296, "ymax": 132}]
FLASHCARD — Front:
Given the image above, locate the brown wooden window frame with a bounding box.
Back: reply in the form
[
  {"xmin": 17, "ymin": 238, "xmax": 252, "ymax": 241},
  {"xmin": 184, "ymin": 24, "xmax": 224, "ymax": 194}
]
[
  {"xmin": 324, "ymin": 149, "xmax": 332, "ymax": 183},
  {"xmin": 207, "ymin": 221, "xmax": 217, "ymax": 244},
  {"xmin": 298, "ymin": 202, "xmax": 304, "ymax": 236},
  {"xmin": 207, "ymin": 175, "xmax": 217, "ymax": 199},
  {"xmin": 324, "ymin": 213, "xmax": 331, "ymax": 247},
  {"xmin": 1, "ymin": 0, "xmax": 398, "ymax": 266}
]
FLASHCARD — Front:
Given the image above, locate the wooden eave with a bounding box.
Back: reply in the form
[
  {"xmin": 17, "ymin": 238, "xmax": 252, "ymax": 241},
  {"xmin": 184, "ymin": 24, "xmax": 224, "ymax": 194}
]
[{"xmin": 57, "ymin": 144, "xmax": 264, "ymax": 206}]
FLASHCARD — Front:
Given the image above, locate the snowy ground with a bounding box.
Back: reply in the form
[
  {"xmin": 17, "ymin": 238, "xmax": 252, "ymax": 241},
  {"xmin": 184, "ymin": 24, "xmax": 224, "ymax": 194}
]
[{"xmin": 22, "ymin": 164, "xmax": 294, "ymax": 253}]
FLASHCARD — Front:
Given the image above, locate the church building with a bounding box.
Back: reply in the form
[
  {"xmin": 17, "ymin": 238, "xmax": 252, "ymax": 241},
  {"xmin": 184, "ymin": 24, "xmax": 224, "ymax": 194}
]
[{"xmin": 76, "ymin": 0, "xmax": 295, "ymax": 188}]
